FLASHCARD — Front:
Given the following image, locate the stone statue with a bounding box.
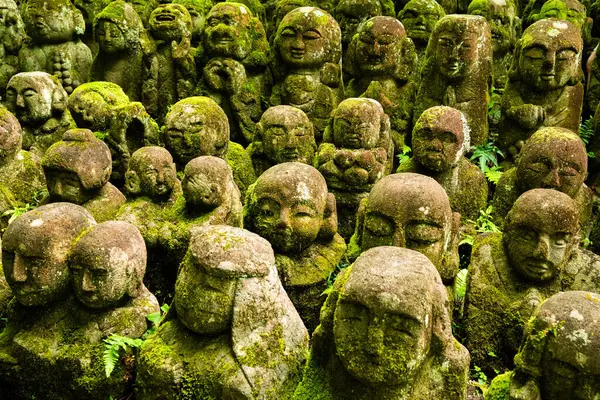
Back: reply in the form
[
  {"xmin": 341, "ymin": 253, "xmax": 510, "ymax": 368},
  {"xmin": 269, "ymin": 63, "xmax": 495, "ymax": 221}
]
[
  {"xmin": 415, "ymin": 14, "xmax": 492, "ymax": 146},
  {"xmin": 397, "ymin": 0, "xmax": 445, "ymax": 83},
  {"xmin": 19, "ymin": 0, "xmax": 92, "ymax": 94},
  {"xmin": 247, "ymin": 105, "xmax": 317, "ymax": 176},
  {"xmin": 42, "ymin": 129, "xmax": 126, "ymax": 222},
  {"xmin": 136, "ymin": 225, "xmax": 309, "ymax": 400},
  {"xmin": 398, "ymin": 106, "xmax": 488, "ymax": 221},
  {"xmin": 68, "ymin": 82, "xmax": 160, "ymax": 185},
  {"xmin": 269, "ymin": 0, "xmax": 315, "ymax": 41},
  {"xmin": 491, "ymin": 127, "xmax": 592, "ymax": 232},
  {"xmin": 5, "ymin": 72, "xmax": 77, "ymax": 157},
  {"xmin": 0, "ymin": 0, "xmax": 25, "ymax": 100},
  {"xmin": 173, "ymin": 0, "xmax": 214, "ymax": 49},
  {"xmin": 200, "ymin": 2, "xmax": 272, "ymax": 145},
  {"xmin": 334, "ymin": 0, "xmax": 394, "ymax": 52},
  {"xmin": 348, "ymin": 173, "xmax": 461, "ymax": 285},
  {"xmin": 143, "ymin": 3, "xmax": 197, "ymax": 124},
  {"xmin": 270, "ymin": 7, "xmax": 343, "ymax": 139},
  {"xmin": 91, "ymin": 0, "xmax": 149, "ymax": 102},
  {"xmin": 499, "ymin": 19, "xmax": 584, "ymax": 159},
  {"xmin": 344, "ymin": 16, "xmax": 417, "ymax": 151},
  {"xmin": 316, "ymin": 98, "xmax": 394, "ymax": 239},
  {"xmin": 0, "ymin": 107, "xmax": 45, "ymax": 231},
  {"xmin": 163, "ymin": 97, "xmax": 256, "ymax": 198},
  {"xmin": 294, "ymin": 246, "xmax": 470, "ymax": 400},
  {"xmin": 244, "ymin": 162, "xmax": 346, "ymax": 331},
  {"xmin": 464, "ymin": 189, "xmax": 600, "ymax": 374},
  {"xmin": 126, "ymin": 0, "xmax": 159, "ymax": 28},
  {"xmin": 72, "ymin": 0, "xmax": 112, "ymax": 56},
  {"xmin": 486, "ymin": 291, "xmax": 600, "ymax": 400}
]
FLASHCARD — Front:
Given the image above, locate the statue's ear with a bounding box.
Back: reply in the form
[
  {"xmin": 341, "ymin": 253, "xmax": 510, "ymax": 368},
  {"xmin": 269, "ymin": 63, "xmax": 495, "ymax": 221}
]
[
  {"xmin": 52, "ymin": 86, "xmax": 68, "ymax": 113},
  {"xmin": 73, "ymin": 8, "xmax": 85, "ymax": 37},
  {"xmin": 346, "ymin": 197, "xmax": 368, "ymax": 261},
  {"xmin": 318, "ymin": 192, "xmax": 338, "ymax": 240},
  {"xmin": 507, "ymin": 41, "xmax": 522, "ymax": 81},
  {"xmin": 125, "ymin": 170, "xmax": 141, "ymax": 195}
]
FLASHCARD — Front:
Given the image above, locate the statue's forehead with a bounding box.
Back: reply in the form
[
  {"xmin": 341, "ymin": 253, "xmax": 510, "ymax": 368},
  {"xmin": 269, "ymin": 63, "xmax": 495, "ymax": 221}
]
[
  {"xmin": 522, "ymin": 21, "xmax": 581, "ymax": 49},
  {"xmin": 10, "ymin": 73, "xmax": 54, "ymax": 90},
  {"xmin": 262, "ymin": 108, "xmax": 308, "ymax": 126},
  {"xmin": 256, "ymin": 177, "xmax": 325, "ymax": 204}
]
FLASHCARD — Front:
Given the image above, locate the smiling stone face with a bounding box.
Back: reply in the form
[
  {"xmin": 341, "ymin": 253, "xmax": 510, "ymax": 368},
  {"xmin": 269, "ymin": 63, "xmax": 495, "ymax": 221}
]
[
  {"xmin": 149, "ymin": 3, "xmax": 192, "ymax": 42},
  {"xmin": 332, "ymin": 98, "xmax": 382, "ymax": 150},
  {"xmin": 398, "ymin": 0, "xmax": 445, "ymax": 46},
  {"xmin": 468, "ymin": 0, "xmax": 516, "ymax": 54},
  {"xmin": 203, "ymin": 2, "xmax": 254, "ymax": 60}
]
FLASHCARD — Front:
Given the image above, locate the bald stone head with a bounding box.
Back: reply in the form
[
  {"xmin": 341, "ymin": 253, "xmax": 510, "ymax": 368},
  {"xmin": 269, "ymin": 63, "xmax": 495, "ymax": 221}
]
[
  {"xmin": 6, "ymin": 72, "xmax": 68, "ymax": 125},
  {"xmin": 504, "ymin": 188, "xmax": 579, "ymax": 282},
  {"xmin": 332, "ymin": 98, "xmax": 388, "ymax": 150},
  {"xmin": 0, "ymin": 107, "xmax": 22, "ymax": 165},
  {"xmin": 334, "ymin": 0, "xmax": 382, "ymax": 46},
  {"xmin": 468, "ymin": 0, "xmax": 517, "ymax": 54},
  {"xmin": 182, "ymin": 156, "xmax": 238, "ymax": 210},
  {"xmin": 125, "ymin": 146, "xmax": 178, "ymax": 201},
  {"xmin": 398, "ymin": 0, "xmax": 445, "ymax": 46}
]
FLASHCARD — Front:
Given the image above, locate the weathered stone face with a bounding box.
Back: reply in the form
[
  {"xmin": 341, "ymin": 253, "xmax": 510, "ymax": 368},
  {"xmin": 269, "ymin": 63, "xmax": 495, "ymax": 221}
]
[
  {"xmin": 21, "ymin": 0, "xmax": 84, "ymax": 44},
  {"xmin": 96, "ymin": 20, "xmax": 126, "ymax": 54},
  {"xmin": 43, "ymin": 129, "xmax": 112, "ymax": 204},
  {"xmin": 182, "ymin": 156, "xmax": 235, "ymax": 209},
  {"xmin": 6, "ymin": 72, "xmax": 67, "ymax": 125},
  {"xmin": 0, "ymin": 106, "xmax": 23, "ymax": 165},
  {"xmin": 334, "ymin": 0, "xmax": 382, "ymax": 46},
  {"xmin": 125, "ymin": 146, "xmax": 178, "ymax": 201},
  {"xmin": 70, "ymin": 221, "xmax": 146, "ymax": 309},
  {"xmin": 412, "ymin": 106, "xmax": 466, "ymax": 172},
  {"xmin": 533, "ymin": 0, "xmax": 586, "ymax": 29},
  {"xmin": 174, "ymin": 225, "xmax": 274, "ymax": 334},
  {"xmin": 516, "ymin": 127, "xmax": 587, "ymax": 198},
  {"xmin": 149, "ymin": 3, "xmax": 192, "ymax": 42},
  {"xmin": 127, "ymin": 0, "xmax": 159, "ymax": 27},
  {"xmin": 94, "ymin": 0, "xmax": 144, "ymax": 55},
  {"xmin": 68, "ymin": 83, "xmax": 128, "ymax": 131},
  {"xmin": 275, "ymin": 7, "xmax": 341, "ymax": 69},
  {"xmin": 333, "ymin": 98, "xmax": 382, "ymax": 150},
  {"xmin": 174, "ymin": 0, "xmax": 212, "ymax": 41},
  {"xmin": 204, "ymin": 3, "xmax": 254, "ymax": 60},
  {"xmin": 246, "ymin": 162, "xmax": 328, "ymax": 254},
  {"xmin": 398, "ymin": 0, "xmax": 445, "ymax": 46},
  {"xmin": 434, "ymin": 15, "xmax": 483, "ymax": 80},
  {"xmin": 517, "ymin": 19, "xmax": 582, "ymax": 92},
  {"xmin": 0, "ymin": 0, "xmax": 25, "ymax": 53},
  {"xmin": 73, "ymin": 0, "xmax": 111, "ymax": 33},
  {"xmin": 163, "ymin": 97, "xmax": 230, "ymax": 167},
  {"xmin": 353, "ymin": 16, "xmax": 407, "ymax": 78},
  {"xmin": 257, "ymin": 105, "xmax": 316, "ymax": 165},
  {"xmin": 504, "ymin": 189, "xmax": 579, "ymax": 282},
  {"xmin": 360, "ymin": 173, "xmax": 455, "ymax": 272},
  {"xmin": 2, "ymin": 203, "xmax": 96, "ymax": 307},
  {"xmin": 468, "ymin": 0, "xmax": 516, "ymax": 54}
]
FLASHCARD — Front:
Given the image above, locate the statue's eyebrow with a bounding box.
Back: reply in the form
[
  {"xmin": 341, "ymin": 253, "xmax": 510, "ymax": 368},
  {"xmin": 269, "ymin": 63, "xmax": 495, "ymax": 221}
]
[{"xmin": 292, "ymin": 198, "xmax": 317, "ymax": 208}]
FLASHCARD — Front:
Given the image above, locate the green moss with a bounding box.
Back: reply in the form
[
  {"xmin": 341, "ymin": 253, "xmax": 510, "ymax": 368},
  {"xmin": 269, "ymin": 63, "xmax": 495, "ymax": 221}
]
[{"xmin": 226, "ymin": 141, "xmax": 257, "ymax": 200}]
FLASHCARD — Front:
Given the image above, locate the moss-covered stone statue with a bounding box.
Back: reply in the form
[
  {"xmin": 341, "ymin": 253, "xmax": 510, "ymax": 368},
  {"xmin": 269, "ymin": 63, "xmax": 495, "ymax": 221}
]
[
  {"xmin": 268, "ymin": 0, "xmax": 315, "ymax": 41},
  {"xmin": 5, "ymin": 72, "xmax": 77, "ymax": 157},
  {"xmin": 0, "ymin": 203, "xmax": 96, "ymax": 397},
  {"xmin": 486, "ymin": 291, "xmax": 600, "ymax": 400},
  {"xmin": 42, "ymin": 128, "xmax": 126, "ymax": 222},
  {"xmin": 398, "ymin": 106, "xmax": 487, "ymax": 221},
  {"xmin": 294, "ymin": 246, "xmax": 470, "ymax": 400},
  {"xmin": 173, "ymin": 0, "xmax": 214, "ymax": 49},
  {"xmin": 200, "ymin": 2, "xmax": 272, "ymax": 145},
  {"xmin": 491, "ymin": 127, "xmax": 592, "ymax": 232},
  {"xmin": 397, "ymin": 0, "xmax": 445, "ymax": 85},
  {"xmin": 143, "ymin": 3, "xmax": 197, "ymax": 124},
  {"xmin": 498, "ymin": 19, "xmax": 584, "ymax": 159},
  {"xmin": 464, "ymin": 189, "xmax": 600, "ymax": 375},
  {"xmin": 415, "ymin": 14, "xmax": 492, "ymax": 147},
  {"xmin": 126, "ymin": 0, "xmax": 159, "ymax": 28},
  {"xmin": 0, "ymin": 0, "xmax": 25, "ymax": 100},
  {"xmin": 68, "ymin": 81, "xmax": 160, "ymax": 185},
  {"xmin": 0, "ymin": 107, "xmax": 46, "ymax": 231},
  {"xmin": 333, "ymin": 0, "xmax": 395, "ymax": 52},
  {"xmin": 19, "ymin": 0, "xmax": 92, "ymax": 94},
  {"xmin": 163, "ymin": 96, "xmax": 256, "ymax": 198},
  {"xmin": 244, "ymin": 162, "xmax": 346, "ymax": 331},
  {"xmin": 344, "ymin": 16, "xmax": 416, "ymax": 151},
  {"xmin": 316, "ymin": 98, "xmax": 394, "ymax": 239},
  {"xmin": 347, "ymin": 173, "xmax": 461, "ymax": 285},
  {"xmin": 270, "ymin": 7, "xmax": 343, "ymax": 139},
  {"xmin": 136, "ymin": 225, "xmax": 309, "ymax": 400},
  {"xmin": 468, "ymin": 0, "xmax": 519, "ymax": 94},
  {"xmin": 91, "ymin": 0, "xmax": 149, "ymax": 102},
  {"xmin": 72, "ymin": 0, "xmax": 111, "ymax": 57},
  {"xmin": 247, "ymin": 105, "xmax": 317, "ymax": 176}
]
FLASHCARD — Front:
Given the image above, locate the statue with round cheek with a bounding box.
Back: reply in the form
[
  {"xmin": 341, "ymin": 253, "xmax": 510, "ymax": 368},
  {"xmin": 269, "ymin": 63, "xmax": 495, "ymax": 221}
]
[
  {"xmin": 249, "ymin": 105, "xmax": 316, "ymax": 176},
  {"xmin": 334, "ymin": 0, "xmax": 383, "ymax": 50},
  {"xmin": 270, "ymin": 7, "xmax": 343, "ymax": 139},
  {"xmin": 295, "ymin": 246, "xmax": 469, "ymax": 399},
  {"xmin": 19, "ymin": 0, "xmax": 91, "ymax": 93},
  {"xmin": 398, "ymin": 0, "xmax": 445, "ymax": 52},
  {"xmin": 201, "ymin": 2, "xmax": 272, "ymax": 145},
  {"xmin": 137, "ymin": 225, "xmax": 308, "ymax": 399},
  {"xmin": 499, "ymin": 19, "xmax": 583, "ymax": 158},
  {"xmin": 5, "ymin": 72, "xmax": 76, "ymax": 156},
  {"xmin": 2, "ymin": 203, "xmax": 96, "ymax": 307},
  {"xmin": 91, "ymin": 1, "xmax": 147, "ymax": 102},
  {"xmin": 125, "ymin": 146, "xmax": 179, "ymax": 202},
  {"xmin": 0, "ymin": 0, "xmax": 25, "ymax": 99},
  {"xmin": 486, "ymin": 291, "xmax": 600, "ymax": 400},
  {"xmin": 351, "ymin": 173, "xmax": 460, "ymax": 283},
  {"xmin": 415, "ymin": 15, "xmax": 491, "ymax": 147}
]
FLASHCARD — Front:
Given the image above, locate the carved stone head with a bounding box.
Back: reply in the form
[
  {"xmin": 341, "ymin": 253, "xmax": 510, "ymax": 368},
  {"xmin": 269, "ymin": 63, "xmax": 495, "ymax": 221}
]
[
  {"xmin": 397, "ymin": 0, "xmax": 445, "ymax": 47},
  {"xmin": 94, "ymin": 0, "xmax": 144, "ymax": 54},
  {"xmin": 182, "ymin": 156, "xmax": 239, "ymax": 210},
  {"xmin": 244, "ymin": 162, "xmax": 337, "ymax": 254},
  {"xmin": 504, "ymin": 188, "xmax": 579, "ymax": 282},
  {"xmin": 73, "ymin": 0, "xmax": 111, "ymax": 35},
  {"xmin": 532, "ymin": 0, "xmax": 587, "ymax": 29},
  {"xmin": 70, "ymin": 221, "xmax": 146, "ymax": 309},
  {"xmin": 125, "ymin": 146, "xmax": 178, "ymax": 201},
  {"xmin": 330, "ymin": 98, "xmax": 389, "ymax": 150},
  {"xmin": 2, "ymin": 203, "xmax": 96, "ymax": 306},
  {"xmin": 173, "ymin": 0, "xmax": 214, "ymax": 41},
  {"xmin": 21, "ymin": 0, "xmax": 85, "ymax": 43},
  {"xmin": 42, "ymin": 129, "xmax": 112, "ymax": 204},
  {"xmin": 163, "ymin": 97, "xmax": 230, "ymax": 167},
  {"xmin": 468, "ymin": 0, "xmax": 517, "ymax": 54},
  {"xmin": 149, "ymin": 3, "xmax": 192, "ymax": 42},
  {"xmin": 0, "ymin": 106, "xmax": 22, "ymax": 166},
  {"xmin": 334, "ymin": 0, "xmax": 382, "ymax": 47},
  {"xmin": 0, "ymin": 0, "xmax": 25, "ymax": 53},
  {"xmin": 68, "ymin": 81, "xmax": 130, "ymax": 131},
  {"xmin": 6, "ymin": 72, "xmax": 68, "ymax": 125},
  {"xmin": 412, "ymin": 106, "xmax": 470, "ymax": 171}
]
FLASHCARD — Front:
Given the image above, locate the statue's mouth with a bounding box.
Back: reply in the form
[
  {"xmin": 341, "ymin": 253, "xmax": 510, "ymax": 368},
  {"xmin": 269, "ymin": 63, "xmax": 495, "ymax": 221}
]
[
  {"xmin": 290, "ymin": 49, "xmax": 305, "ymax": 58},
  {"xmin": 155, "ymin": 13, "xmax": 175, "ymax": 22},
  {"xmin": 540, "ymin": 73, "xmax": 555, "ymax": 81},
  {"xmin": 281, "ymin": 149, "xmax": 299, "ymax": 160}
]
